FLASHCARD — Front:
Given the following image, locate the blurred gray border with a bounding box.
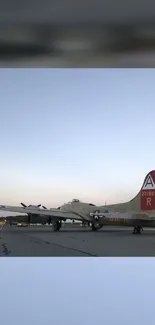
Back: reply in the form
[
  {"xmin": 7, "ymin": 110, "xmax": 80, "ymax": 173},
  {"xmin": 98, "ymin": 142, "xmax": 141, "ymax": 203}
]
[{"xmin": 1, "ymin": 0, "xmax": 155, "ymax": 65}]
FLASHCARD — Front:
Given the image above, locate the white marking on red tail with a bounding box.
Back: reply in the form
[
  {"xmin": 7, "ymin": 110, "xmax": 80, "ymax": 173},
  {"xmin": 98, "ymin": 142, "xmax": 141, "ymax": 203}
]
[
  {"xmin": 142, "ymin": 173, "xmax": 155, "ymax": 190},
  {"xmin": 141, "ymin": 170, "xmax": 155, "ymax": 210}
]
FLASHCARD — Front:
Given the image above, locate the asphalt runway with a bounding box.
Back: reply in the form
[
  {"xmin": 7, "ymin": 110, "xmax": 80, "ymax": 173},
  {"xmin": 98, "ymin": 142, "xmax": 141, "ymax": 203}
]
[
  {"xmin": 1, "ymin": 225, "xmax": 155, "ymax": 256},
  {"xmin": 1, "ymin": 50, "xmax": 155, "ymax": 68}
]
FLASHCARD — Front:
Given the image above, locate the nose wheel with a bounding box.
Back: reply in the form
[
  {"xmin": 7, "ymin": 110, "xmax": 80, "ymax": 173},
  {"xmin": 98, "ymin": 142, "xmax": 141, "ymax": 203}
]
[{"xmin": 132, "ymin": 226, "xmax": 143, "ymax": 235}]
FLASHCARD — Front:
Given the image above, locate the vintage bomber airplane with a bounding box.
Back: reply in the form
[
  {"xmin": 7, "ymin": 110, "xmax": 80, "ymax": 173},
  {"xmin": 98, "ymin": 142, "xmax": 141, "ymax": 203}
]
[{"xmin": 0, "ymin": 170, "xmax": 155, "ymax": 234}]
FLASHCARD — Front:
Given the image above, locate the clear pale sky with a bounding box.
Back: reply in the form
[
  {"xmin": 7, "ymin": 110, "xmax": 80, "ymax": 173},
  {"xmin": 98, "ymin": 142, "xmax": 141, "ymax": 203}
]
[
  {"xmin": 1, "ymin": 257, "xmax": 155, "ymax": 325},
  {"xmin": 0, "ymin": 69, "xmax": 155, "ymax": 215}
]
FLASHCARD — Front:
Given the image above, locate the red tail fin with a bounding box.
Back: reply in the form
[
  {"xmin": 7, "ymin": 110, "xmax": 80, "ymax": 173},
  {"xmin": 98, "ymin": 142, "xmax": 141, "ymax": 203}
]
[{"xmin": 141, "ymin": 170, "xmax": 155, "ymax": 210}]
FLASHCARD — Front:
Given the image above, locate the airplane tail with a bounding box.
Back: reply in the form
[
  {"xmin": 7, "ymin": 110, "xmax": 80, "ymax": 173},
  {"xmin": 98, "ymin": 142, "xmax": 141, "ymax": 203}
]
[
  {"xmin": 140, "ymin": 170, "xmax": 155, "ymax": 211},
  {"xmin": 105, "ymin": 170, "xmax": 155, "ymax": 213}
]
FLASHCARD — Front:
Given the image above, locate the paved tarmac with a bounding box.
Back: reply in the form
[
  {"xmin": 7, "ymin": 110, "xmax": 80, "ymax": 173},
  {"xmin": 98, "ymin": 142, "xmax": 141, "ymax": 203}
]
[
  {"xmin": 1, "ymin": 225, "xmax": 155, "ymax": 256},
  {"xmin": 1, "ymin": 50, "xmax": 155, "ymax": 68}
]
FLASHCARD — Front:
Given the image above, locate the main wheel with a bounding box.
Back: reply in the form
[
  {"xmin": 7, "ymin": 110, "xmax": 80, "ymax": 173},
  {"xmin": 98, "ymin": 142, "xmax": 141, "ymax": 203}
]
[
  {"xmin": 132, "ymin": 225, "xmax": 143, "ymax": 235},
  {"xmin": 91, "ymin": 223, "xmax": 98, "ymax": 231},
  {"xmin": 52, "ymin": 221, "xmax": 62, "ymax": 232},
  {"xmin": 91, "ymin": 210, "xmax": 102, "ymax": 231}
]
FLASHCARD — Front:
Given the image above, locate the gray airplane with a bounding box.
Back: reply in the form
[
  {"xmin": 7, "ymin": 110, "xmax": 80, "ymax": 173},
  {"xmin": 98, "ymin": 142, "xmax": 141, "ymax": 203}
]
[{"xmin": 0, "ymin": 170, "xmax": 155, "ymax": 234}]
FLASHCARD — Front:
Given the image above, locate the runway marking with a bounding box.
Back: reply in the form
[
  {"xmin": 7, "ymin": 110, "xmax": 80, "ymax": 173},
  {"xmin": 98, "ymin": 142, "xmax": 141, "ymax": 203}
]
[
  {"xmin": 30, "ymin": 238, "xmax": 42, "ymax": 245},
  {"xmin": 43, "ymin": 241, "xmax": 97, "ymax": 256},
  {"xmin": 25, "ymin": 233, "xmax": 97, "ymax": 256},
  {"xmin": 44, "ymin": 241, "xmax": 50, "ymax": 244}
]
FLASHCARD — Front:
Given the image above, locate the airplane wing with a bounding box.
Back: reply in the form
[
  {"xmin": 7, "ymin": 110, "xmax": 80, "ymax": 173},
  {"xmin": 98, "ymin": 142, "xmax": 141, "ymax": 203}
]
[{"xmin": 0, "ymin": 205, "xmax": 86, "ymax": 221}]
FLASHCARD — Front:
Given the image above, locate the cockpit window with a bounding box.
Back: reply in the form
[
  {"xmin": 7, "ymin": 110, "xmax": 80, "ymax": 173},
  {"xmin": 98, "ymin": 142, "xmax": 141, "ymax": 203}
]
[{"xmin": 88, "ymin": 203, "xmax": 96, "ymax": 206}]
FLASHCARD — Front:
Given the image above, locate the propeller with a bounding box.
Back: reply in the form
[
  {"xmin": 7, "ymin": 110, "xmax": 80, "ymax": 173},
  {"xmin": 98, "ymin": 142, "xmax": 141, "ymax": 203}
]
[
  {"xmin": 20, "ymin": 202, "xmax": 27, "ymax": 208},
  {"xmin": 20, "ymin": 203, "xmax": 41, "ymax": 208},
  {"xmin": 20, "ymin": 203, "xmax": 41, "ymax": 224}
]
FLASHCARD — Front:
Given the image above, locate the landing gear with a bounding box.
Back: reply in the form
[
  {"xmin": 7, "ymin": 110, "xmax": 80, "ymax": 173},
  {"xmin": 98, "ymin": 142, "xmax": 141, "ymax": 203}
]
[
  {"xmin": 52, "ymin": 220, "xmax": 62, "ymax": 232},
  {"xmin": 91, "ymin": 211, "xmax": 102, "ymax": 231},
  {"xmin": 81, "ymin": 221, "xmax": 87, "ymax": 227},
  {"xmin": 91, "ymin": 223, "xmax": 99, "ymax": 231},
  {"xmin": 91, "ymin": 223, "xmax": 103, "ymax": 231},
  {"xmin": 91, "ymin": 218, "xmax": 102, "ymax": 231},
  {"xmin": 132, "ymin": 226, "xmax": 143, "ymax": 235}
]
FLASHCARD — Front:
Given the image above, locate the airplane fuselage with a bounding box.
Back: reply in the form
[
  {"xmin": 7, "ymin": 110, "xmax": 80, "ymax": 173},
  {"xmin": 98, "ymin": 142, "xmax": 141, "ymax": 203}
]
[{"xmin": 90, "ymin": 215, "xmax": 155, "ymax": 228}]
